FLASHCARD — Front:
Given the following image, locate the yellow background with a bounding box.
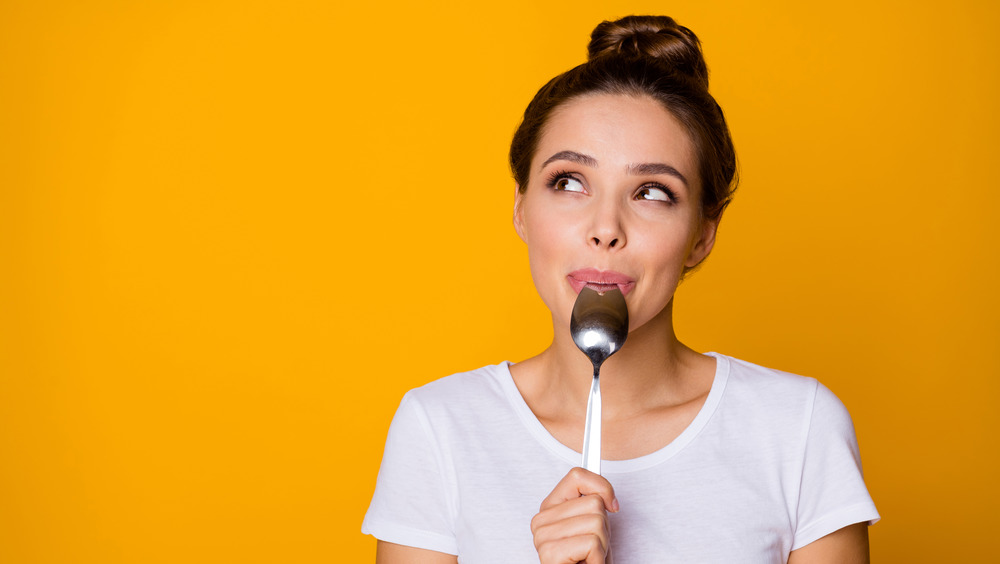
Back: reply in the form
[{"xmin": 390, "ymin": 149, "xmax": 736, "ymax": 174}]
[{"xmin": 1, "ymin": 1, "xmax": 997, "ymax": 561}]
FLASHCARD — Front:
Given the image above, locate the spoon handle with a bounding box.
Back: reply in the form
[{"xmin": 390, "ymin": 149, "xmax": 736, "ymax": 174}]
[{"xmin": 581, "ymin": 370, "xmax": 602, "ymax": 475}]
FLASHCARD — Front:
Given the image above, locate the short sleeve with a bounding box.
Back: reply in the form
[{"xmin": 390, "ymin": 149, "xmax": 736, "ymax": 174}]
[
  {"xmin": 792, "ymin": 382, "xmax": 880, "ymax": 550},
  {"xmin": 361, "ymin": 392, "xmax": 459, "ymax": 555}
]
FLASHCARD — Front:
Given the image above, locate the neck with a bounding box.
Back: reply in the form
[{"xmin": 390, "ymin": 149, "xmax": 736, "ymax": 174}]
[{"xmin": 529, "ymin": 300, "xmax": 705, "ymax": 419}]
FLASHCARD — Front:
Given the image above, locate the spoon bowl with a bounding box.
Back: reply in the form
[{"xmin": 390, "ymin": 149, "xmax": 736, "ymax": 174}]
[{"xmin": 571, "ymin": 287, "xmax": 629, "ymax": 366}]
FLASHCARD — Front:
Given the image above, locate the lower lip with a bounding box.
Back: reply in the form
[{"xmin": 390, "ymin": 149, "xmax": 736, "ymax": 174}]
[{"xmin": 566, "ymin": 277, "xmax": 635, "ymax": 296}]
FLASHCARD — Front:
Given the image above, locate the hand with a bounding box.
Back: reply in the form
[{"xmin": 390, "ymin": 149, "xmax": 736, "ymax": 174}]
[{"xmin": 530, "ymin": 467, "xmax": 619, "ymax": 564}]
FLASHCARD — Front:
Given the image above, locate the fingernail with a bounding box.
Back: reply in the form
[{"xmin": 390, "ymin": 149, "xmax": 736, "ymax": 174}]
[{"xmin": 612, "ymin": 498, "xmax": 620, "ymax": 513}]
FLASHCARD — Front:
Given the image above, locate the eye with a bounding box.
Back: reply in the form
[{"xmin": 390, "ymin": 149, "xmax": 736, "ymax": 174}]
[
  {"xmin": 636, "ymin": 184, "xmax": 676, "ymax": 203},
  {"xmin": 546, "ymin": 172, "xmax": 586, "ymax": 193}
]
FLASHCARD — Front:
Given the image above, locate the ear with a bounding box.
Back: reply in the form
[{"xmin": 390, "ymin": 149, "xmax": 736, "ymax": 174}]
[
  {"xmin": 685, "ymin": 216, "xmax": 719, "ymax": 268},
  {"xmin": 513, "ymin": 184, "xmax": 527, "ymax": 242}
]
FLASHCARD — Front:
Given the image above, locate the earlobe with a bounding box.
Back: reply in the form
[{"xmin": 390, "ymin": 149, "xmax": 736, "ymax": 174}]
[
  {"xmin": 513, "ymin": 185, "xmax": 527, "ymax": 242},
  {"xmin": 685, "ymin": 218, "xmax": 719, "ymax": 268}
]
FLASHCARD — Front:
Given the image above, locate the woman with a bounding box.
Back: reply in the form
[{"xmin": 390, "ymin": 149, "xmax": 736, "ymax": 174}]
[{"xmin": 362, "ymin": 15, "xmax": 878, "ymax": 564}]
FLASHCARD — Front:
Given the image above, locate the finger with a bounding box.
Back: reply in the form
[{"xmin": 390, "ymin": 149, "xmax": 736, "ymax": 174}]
[
  {"xmin": 532, "ymin": 511, "xmax": 611, "ymax": 555},
  {"xmin": 540, "ymin": 467, "xmax": 619, "ymax": 513},
  {"xmin": 536, "ymin": 533, "xmax": 608, "ymax": 564},
  {"xmin": 531, "ymin": 493, "xmax": 609, "ymax": 532}
]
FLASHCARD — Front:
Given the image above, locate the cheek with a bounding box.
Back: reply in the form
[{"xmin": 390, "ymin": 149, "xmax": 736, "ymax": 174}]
[
  {"xmin": 521, "ymin": 204, "xmax": 582, "ymax": 315},
  {"xmin": 636, "ymin": 220, "xmax": 696, "ymax": 264},
  {"xmin": 629, "ymin": 223, "xmax": 697, "ymax": 299},
  {"xmin": 524, "ymin": 211, "xmax": 567, "ymax": 271}
]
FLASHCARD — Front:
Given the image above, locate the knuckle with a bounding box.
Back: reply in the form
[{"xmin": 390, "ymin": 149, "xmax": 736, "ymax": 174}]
[
  {"xmin": 584, "ymin": 494, "xmax": 605, "ymax": 512},
  {"xmin": 529, "ymin": 512, "xmax": 543, "ymax": 533},
  {"xmin": 598, "ymin": 480, "xmax": 615, "ymax": 496},
  {"xmin": 585, "ymin": 513, "xmax": 605, "ymax": 530},
  {"xmin": 587, "ymin": 533, "xmax": 604, "ymax": 553}
]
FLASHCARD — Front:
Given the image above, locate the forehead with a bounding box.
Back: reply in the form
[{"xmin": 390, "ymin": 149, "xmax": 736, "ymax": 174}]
[{"xmin": 535, "ymin": 94, "xmax": 697, "ymax": 179}]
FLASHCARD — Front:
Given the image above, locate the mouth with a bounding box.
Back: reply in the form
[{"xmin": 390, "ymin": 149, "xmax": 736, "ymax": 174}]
[{"xmin": 567, "ymin": 269, "xmax": 636, "ymax": 296}]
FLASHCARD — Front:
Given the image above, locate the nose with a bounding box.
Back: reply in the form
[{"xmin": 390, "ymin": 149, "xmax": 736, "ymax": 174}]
[{"xmin": 588, "ymin": 198, "xmax": 626, "ymax": 250}]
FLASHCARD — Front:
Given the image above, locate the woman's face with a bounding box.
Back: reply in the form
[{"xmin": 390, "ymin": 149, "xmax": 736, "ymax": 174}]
[{"xmin": 514, "ymin": 94, "xmax": 717, "ymax": 334}]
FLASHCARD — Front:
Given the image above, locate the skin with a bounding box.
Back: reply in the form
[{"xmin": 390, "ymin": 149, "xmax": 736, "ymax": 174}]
[{"xmin": 376, "ymin": 94, "xmax": 870, "ymax": 564}]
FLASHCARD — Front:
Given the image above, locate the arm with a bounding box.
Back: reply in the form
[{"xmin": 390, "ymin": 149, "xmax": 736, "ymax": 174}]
[
  {"xmin": 376, "ymin": 541, "xmax": 458, "ymax": 564},
  {"xmin": 364, "ymin": 394, "xmax": 460, "ymax": 560},
  {"xmin": 790, "ymin": 383, "xmax": 878, "ymax": 561},
  {"xmin": 787, "ymin": 523, "xmax": 870, "ymax": 564}
]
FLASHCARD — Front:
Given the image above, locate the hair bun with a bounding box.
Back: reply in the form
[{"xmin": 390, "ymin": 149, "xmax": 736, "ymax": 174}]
[{"xmin": 588, "ymin": 15, "xmax": 709, "ymax": 88}]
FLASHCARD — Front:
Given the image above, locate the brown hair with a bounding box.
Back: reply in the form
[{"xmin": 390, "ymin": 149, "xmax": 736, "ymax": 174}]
[{"xmin": 509, "ymin": 15, "xmax": 738, "ymax": 221}]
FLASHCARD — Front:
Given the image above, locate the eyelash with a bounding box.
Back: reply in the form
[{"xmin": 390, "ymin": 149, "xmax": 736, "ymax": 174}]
[
  {"xmin": 545, "ymin": 170, "xmax": 579, "ymax": 190},
  {"xmin": 637, "ymin": 183, "xmax": 678, "ymax": 204},
  {"xmin": 544, "ymin": 170, "xmax": 678, "ymax": 204}
]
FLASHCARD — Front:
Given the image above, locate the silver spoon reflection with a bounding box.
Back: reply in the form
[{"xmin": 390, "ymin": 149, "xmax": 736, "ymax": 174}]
[{"xmin": 570, "ymin": 287, "xmax": 629, "ymax": 475}]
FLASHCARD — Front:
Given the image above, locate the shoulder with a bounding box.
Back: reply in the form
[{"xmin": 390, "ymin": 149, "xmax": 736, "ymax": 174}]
[
  {"xmin": 378, "ymin": 362, "xmax": 518, "ymax": 462},
  {"xmin": 714, "ymin": 353, "xmax": 820, "ymax": 404},
  {"xmin": 403, "ymin": 362, "xmax": 511, "ymax": 407},
  {"xmin": 710, "ymin": 353, "xmax": 853, "ymax": 434},
  {"xmin": 395, "ymin": 362, "xmax": 518, "ymax": 429},
  {"xmin": 718, "ymin": 353, "xmax": 818, "ymax": 392}
]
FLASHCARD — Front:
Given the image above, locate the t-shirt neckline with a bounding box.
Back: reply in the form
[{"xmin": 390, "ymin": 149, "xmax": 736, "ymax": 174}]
[{"xmin": 498, "ymin": 352, "xmax": 731, "ymax": 474}]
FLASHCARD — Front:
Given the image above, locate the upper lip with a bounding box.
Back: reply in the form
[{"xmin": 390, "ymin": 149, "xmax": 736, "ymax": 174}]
[{"xmin": 567, "ymin": 268, "xmax": 636, "ymax": 295}]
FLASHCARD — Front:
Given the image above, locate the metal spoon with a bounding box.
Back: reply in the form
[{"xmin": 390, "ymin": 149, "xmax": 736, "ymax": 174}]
[{"xmin": 570, "ymin": 286, "xmax": 628, "ymax": 475}]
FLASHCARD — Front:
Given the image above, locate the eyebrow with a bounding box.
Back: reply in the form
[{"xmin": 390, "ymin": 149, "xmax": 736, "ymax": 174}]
[
  {"xmin": 539, "ymin": 150, "xmax": 598, "ymax": 170},
  {"xmin": 540, "ymin": 150, "xmax": 690, "ymax": 188},
  {"xmin": 626, "ymin": 162, "xmax": 689, "ymax": 187}
]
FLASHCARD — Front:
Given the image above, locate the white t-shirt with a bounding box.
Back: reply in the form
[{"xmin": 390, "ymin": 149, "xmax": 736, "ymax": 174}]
[{"xmin": 362, "ymin": 353, "xmax": 879, "ymax": 563}]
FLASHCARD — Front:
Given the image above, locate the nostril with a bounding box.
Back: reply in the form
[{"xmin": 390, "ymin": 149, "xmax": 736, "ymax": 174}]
[{"xmin": 609, "ymin": 238, "xmax": 618, "ymax": 248}]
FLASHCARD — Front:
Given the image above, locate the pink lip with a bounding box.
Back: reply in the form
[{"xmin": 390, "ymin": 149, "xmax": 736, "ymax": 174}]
[{"xmin": 567, "ymin": 268, "xmax": 636, "ymax": 296}]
